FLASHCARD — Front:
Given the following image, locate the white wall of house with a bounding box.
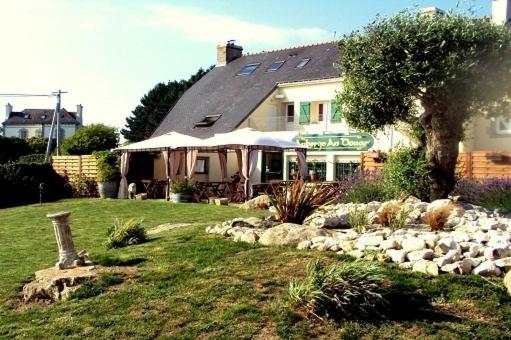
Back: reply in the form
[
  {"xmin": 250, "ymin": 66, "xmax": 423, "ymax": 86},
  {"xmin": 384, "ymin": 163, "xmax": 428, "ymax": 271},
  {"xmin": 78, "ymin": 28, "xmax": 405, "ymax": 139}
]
[{"xmin": 3, "ymin": 124, "xmax": 78, "ymax": 139}]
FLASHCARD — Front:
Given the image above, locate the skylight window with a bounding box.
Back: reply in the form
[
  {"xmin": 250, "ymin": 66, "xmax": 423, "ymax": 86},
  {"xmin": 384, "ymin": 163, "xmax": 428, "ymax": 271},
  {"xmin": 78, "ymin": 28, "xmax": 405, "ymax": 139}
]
[
  {"xmin": 267, "ymin": 61, "xmax": 285, "ymax": 72},
  {"xmin": 296, "ymin": 58, "xmax": 310, "ymax": 69},
  {"xmin": 23, "ymin": 114, "xmax": 30, "ymax": 119},
  {"xmin": 194, "ymin": 114, "xmax": 222, "ymax": 127},
  {"xmin": 237, "ymin": 63, "xmax": 260, "ymax": 75}
]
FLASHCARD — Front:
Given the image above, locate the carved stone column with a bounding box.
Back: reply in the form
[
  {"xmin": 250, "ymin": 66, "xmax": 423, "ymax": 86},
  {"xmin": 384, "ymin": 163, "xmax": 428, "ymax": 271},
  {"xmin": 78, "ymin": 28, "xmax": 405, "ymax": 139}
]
[{"xmin": 47, "ymin": 211, "xmax": 82, "ymax": 269}]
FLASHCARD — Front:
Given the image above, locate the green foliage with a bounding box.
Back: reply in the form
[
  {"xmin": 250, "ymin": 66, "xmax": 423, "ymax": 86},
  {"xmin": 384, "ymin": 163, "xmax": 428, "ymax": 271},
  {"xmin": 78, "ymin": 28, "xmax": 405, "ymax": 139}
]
[
  {"xmin": 122, "ymin": 66, "xmax": 213, "ymax": 142},
  {"xmin": 0, "ymin": 162, "xmax": 71, "ymax": 208},
  {"xmin": 17, "ymin": 154, "xmax": 46, "ymax": 164},
  {"xmin": 61, "ymin": 124, "xmax": 119, "ymax": 155},
  {"xmin": 105, "ymin": 218, "xmax": 148, "ymax": 249},
  {"xmin": 26, "ymin": 137, "xmax": 51, "ymax": 154},
  {"xmin": 348, "ymin": 208, "xmax": 369, "ymax": 233},
  {"xmin": 383, "ymin": 146, "xmax": 430, "ymax": 201},
  {"xmin": 0, "ymin": 136, "xmax": 31, "ymax": 164},
  {"xmin": 170, "ymin": 178, "xmax": 198, "ymax": 194},
  {"xmin": 69, "ymin": 174, "xmax": 98, "ymax": 197},
  {"xmin": 341, "ymin": 172, "xmax": 390, "ymax": 203},
  {"xmin": 93, "ymin": 150, "xmax": 120, "ymax": 182},
  {"xmin": 288, "ymin": 260, "xmax": 388, "ymax": 321},
  {"xmin": 269, "ymin": 180, "xmax": 339, "ymax": 224}
]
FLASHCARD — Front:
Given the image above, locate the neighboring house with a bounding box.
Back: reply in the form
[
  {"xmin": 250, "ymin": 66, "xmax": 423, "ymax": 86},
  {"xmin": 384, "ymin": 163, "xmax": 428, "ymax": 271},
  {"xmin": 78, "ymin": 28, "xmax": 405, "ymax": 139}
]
[
  {"xmin": 152, "ymin": 1, "xmax": 511, "ymax": 183},
  {"xmin": 2, "ymin": 104, "xmax": 83, "ymax": 140}
]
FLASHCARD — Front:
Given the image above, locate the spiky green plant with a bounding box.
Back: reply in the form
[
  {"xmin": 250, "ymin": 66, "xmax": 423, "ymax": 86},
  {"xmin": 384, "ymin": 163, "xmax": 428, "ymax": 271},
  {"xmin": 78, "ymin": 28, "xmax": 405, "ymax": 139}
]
[
  {"xmin": 289, "ymin": 260, "xmax": 388, "ymax": 321},
  {"xmin": 105, "ymin": 218, "xmax": 147, "ymax": 249},
  {"xmin": 268, "ymin": 180, "xmax": 339, "ymax": 224},
  {"xmin": 348, "ymin": 208, "xmax": 369, "ymax": 233}
]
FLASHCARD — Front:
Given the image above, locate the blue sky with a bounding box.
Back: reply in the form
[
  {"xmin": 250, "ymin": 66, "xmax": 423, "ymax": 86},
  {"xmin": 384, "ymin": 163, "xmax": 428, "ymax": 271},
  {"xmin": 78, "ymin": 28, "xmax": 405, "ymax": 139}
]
[{"xmin": 0, "ymin": 0, "xmax": 490, "ymax": 134}]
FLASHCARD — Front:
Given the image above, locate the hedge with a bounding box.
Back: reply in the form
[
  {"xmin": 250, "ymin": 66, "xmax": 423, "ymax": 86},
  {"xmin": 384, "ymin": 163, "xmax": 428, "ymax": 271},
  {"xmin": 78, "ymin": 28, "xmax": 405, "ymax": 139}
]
[{"xmin": 0, "ymin": 162, "xmax": 72, "ymax": 208}]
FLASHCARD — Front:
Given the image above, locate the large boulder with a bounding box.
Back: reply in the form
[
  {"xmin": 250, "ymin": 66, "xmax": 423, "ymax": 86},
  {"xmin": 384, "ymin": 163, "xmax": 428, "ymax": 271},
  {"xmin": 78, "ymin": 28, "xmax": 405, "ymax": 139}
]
[
  {"xmin": 303, "ymin": 211, "xmax": 350, "ymax": 229},
  {"xmin": 412, "ymin": 260, "xmax": 439, "ymax": 277},
  {"xmin": 258, "ymin": 223, "xmax": 328, "ymax": 246},
  {"xmin": 240, "ymin": 195, "xmax": 270, "ymax": 210}
]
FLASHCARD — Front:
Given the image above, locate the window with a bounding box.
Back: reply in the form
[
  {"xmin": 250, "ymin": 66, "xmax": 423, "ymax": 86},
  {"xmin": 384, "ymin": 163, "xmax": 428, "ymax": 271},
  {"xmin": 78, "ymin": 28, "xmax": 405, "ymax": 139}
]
[
  {"xmin": 194, "ymin": 114, "xmax": 222, "ymax": 127},
  {"xmin": 286, "ymin": 104, "xmax": 294, "ymax": 123},
  {"xmin": 267, "ymin": 61, "xmax": 285, "ymax": 72},
  {"xmin": 18, "ymin": 128, "xmax": 28, "ymax": 139},
  {"xmin": 195, "ymin": 157, "xmax": 209, "ymax": 174},
  {"xmin": 496, "ymin": 116, "xmax": 511, "ymax": 134},
  {"xmin": 41, "ymin": 114, "xmax": 47, "ymax": 120},
  {"xmin": 296, "ymin": 58, "xmax": 310, "ymax": 69},
  {"xmin": 23, "ymin": 113, "xmax": 30, "ymax": 119},
  {"xmin": 335, "ymin": 162, "xmax": 359, "ymax": 180},
  {"xmin": 318, "ymin": 103, "xmax": 324, "ymax": 122},
  {"xmin": 289, "ymin": 161, "xmax": 326, "ymax": 181},
  {"xmin": 237, "ymin": 63, "xmax": 260, "ymax": 75}
]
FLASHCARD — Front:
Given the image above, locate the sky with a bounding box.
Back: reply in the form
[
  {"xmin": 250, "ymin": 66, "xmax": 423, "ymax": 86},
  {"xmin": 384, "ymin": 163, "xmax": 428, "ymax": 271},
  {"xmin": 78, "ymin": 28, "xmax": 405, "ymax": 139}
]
[{"xmin": 0, "ymin": 0, "xmax": 490, "ymax": 136}]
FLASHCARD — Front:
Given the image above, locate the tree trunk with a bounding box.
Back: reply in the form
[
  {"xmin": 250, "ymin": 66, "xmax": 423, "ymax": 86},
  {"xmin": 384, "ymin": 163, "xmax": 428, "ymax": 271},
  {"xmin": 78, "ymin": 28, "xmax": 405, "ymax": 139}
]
[{"xmin": 420, "ymin": 97, "xmax": 464, "ymax": 201}]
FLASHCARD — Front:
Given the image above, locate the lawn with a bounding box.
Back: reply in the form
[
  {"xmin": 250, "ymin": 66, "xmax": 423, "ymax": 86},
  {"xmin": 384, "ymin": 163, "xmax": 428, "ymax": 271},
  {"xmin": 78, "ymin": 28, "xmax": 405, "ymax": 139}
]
[{"xmin": 1, "ymin": 199, "xmax": 510, "ymax": 339}]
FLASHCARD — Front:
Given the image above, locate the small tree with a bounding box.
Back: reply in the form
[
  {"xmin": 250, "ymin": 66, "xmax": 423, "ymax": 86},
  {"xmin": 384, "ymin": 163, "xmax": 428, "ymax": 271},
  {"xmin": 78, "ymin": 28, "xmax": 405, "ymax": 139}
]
[
  {"xmin": 338, "ymin": 11, "xmax": 511, "ymax": 200},
  {"xmin": 62, "ymin": 124, "xmax": 119, "ymax": 155}
]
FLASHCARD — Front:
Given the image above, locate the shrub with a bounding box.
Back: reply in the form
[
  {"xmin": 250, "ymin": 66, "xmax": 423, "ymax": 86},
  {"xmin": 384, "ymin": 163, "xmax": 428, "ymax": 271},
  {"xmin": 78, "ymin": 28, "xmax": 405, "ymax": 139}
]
[
  {"xmin": 425, "ymin": 204, "xmax": 454, "ymax": 231},
  {"xmin": 94, "ymin": 150, "xmax": 120, "ymax": 182},
  {"xmin": 383, "ymin": 146, "xmax": 431, "ymax": 201},
  {"xmin": 61, "ymin": 124, "xmax": 119, "ymax": 155},
  {"xmin": 170, "ymin": 178, "xmax": 198, "ymax": 194},
  {"xmin": 288, "ymin": 260, "xmax": 388, "ymax": 321},
  {"xmin": 17, "ymin": 154, "xmax": 46, "ymax": 164},
  {"xmin": 348, "ymin": 208, "xmax": 369, "ymax": 233},
  {"xmin": 453, "ymin": 178, "xmax": 511, "ymax": 213},
  {"xmin": 26, "ymin": 137, "xmax": 53, "ymax": 154},
  {"xmin": 269, "ymin": 180, "xmax": 339, "ymax": 224},
  {"xmin": 378, "ymin": 202, "xmax": 408, "ymax": 231},
  {"xmin": 0, "ymin": 136, "xmax": 31, "ymax": 164},
  {"xmin": 0, "ymin": 162, "xmax": 71, "ymax": 208},
  {"xmin": 69, "ymin": 174, "xmax": 98, "ymax": 197},
  {"xmin": 340, "ymin": 171, "xmax": 389, "ymax": 203},
  {"xmin": 105, "ymin": 218, "xmax": 147, "ymax": 249}
]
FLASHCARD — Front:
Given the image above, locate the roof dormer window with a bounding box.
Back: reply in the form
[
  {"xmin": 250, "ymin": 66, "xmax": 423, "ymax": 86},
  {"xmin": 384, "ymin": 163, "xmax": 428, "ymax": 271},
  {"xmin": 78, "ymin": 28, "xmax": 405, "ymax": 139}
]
[
  {"xmin": 267, "ymin": 61, "xmax": 285, "ymax": 72},
  {"xmin": 296, "ymin": 58, "xmax": 310, "ymax": 69},
  {"xmin": 237, "ymin": 63, "xmax": 260, "ymax": 75},
  {"xmin": 23, "ymin": 114, "xmax": 30, "ymax": 119},
  {"xmin": 194, "ymin": 114, "xmax": 222, "ymax": 127}
]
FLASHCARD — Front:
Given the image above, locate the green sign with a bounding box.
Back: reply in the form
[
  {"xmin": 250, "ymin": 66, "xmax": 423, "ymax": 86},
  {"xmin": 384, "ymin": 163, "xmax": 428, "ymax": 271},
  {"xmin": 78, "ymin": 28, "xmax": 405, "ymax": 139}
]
[{"xmin": 293, "ymin": 133, "xmax": 374, "ymax": 151}]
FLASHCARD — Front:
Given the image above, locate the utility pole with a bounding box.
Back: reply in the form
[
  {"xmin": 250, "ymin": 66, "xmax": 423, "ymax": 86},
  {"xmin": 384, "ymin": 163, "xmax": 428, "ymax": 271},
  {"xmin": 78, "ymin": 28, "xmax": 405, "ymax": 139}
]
[{"xmin": 44, "ymin": 90, "xmax": 68, "ymax": 162}]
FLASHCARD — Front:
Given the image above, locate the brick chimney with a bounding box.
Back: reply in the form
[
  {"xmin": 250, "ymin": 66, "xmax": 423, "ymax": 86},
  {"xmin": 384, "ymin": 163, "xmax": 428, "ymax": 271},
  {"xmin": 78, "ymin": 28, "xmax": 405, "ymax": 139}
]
[
  {"xmin": 216, "ymin": 40, "xmax": 243, "ymax": 66},
  {"xmin": 492, "ymin": 0, "xmax": 511, "ymax": 26},
  {"xmin": 5, "ymin": 103, "xmax": 12, "ymax": 119},
  {"xmin": 76, "ymin": 104, "xmax": 83, "ymax": 125}
]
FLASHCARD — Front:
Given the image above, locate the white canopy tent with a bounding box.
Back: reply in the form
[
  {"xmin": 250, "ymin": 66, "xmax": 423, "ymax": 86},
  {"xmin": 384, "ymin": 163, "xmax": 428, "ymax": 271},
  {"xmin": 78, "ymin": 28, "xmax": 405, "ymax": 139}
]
[{"xmin": 189, "ymin": 128, "xmax": 308, "ymax": 199}]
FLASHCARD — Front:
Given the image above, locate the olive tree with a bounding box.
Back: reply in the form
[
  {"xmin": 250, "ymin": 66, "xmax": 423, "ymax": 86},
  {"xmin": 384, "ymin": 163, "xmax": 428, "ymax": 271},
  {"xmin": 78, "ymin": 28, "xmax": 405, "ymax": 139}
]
[{"xmin": 338, "ymin": 11, "xmax": 511, "ymax": 200}]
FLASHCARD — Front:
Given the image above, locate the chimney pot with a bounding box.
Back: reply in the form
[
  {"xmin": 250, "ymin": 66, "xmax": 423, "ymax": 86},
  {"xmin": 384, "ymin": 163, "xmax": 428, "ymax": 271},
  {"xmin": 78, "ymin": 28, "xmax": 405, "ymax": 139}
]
[
  {"xmin": 5, "ymin": 103, "xmax": 12, "ymax": 119},
  {"xmin": 76, "ymin": 104, "xmax": 83, "ymax": 125},
  {"xmin": 216, "ymin": 40, "xmax": 243, "ymax": 66}
]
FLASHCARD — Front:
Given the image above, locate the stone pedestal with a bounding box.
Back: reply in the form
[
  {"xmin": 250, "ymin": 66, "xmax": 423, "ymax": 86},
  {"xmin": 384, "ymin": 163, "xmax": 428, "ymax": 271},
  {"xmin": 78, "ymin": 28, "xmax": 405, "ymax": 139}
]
[{"xmin": 47, "ymin": 211, "xmax": 83, "ymax": 269}]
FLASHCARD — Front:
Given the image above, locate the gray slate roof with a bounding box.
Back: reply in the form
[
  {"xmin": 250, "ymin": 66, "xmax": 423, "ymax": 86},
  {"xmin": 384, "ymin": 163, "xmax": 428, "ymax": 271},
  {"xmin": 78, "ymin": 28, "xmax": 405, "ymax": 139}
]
[
  {"xmin": 3, "ymin": 108, "xmax": 80, "ymax": 125},
  {"xmin": 152, "ymin": 41, "xmax": 341, "ymax": 139}
]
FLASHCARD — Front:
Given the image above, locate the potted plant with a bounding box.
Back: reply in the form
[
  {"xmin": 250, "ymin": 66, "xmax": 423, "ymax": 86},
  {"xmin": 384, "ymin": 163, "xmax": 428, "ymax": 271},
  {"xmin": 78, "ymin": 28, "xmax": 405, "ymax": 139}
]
[
  {"xmin": 170, "ymin": 178, "xmax": 197, "ymax": 203},
  {"xmin": 94, "ymin": 150, "xmax": 120, "ymax": 199}
]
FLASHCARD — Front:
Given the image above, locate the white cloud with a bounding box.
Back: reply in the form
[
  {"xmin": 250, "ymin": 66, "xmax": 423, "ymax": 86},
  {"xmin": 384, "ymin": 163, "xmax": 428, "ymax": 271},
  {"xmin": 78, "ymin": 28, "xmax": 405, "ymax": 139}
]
[{"xmin": 138, "ymin": 5, "xmax": 331, "ymax": 48}]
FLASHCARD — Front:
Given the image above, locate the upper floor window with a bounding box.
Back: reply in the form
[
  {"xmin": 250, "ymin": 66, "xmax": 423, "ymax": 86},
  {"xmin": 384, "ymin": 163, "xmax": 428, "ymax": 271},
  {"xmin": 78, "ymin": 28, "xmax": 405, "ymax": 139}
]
[
  {"xmin": 286, "ymin": 104, "xmax": 294, "ymax": 123},
  {"xmin": 267, "ymin": 61, "xmax": 285, "ymax": 72},
  {"xmin": 18, "ymin": 128, "xmax": 28, "ymax": 139},
  {"xmin": 318, "ymin": 103, "xmax": 325, "ymax": 122},
  {"xmin": 296, "ymin": 58, "xmax": 310, "ymax": 69},
  {"xmin": 496, "ymin": 116, "xmax": 511, "ymax": 135},
  {"xmin": 237, "ymin": 63, "xmax": 260, "ymax": 75}
]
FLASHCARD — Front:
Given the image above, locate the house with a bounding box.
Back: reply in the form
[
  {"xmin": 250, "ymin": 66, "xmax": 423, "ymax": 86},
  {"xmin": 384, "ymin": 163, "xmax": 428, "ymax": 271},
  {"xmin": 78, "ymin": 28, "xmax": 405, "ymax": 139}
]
[
  {"xmin": 2, "ymin": 104, "xmax": 83, "ymax": 140},
  {"xmin": 151, "ymin": 1, "xmax": 511, "ymax": 184}
]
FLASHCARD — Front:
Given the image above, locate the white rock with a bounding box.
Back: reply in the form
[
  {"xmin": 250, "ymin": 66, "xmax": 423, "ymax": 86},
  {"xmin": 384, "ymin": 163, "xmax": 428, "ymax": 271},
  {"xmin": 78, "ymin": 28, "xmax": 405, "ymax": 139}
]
[
  {"xmin": 347, "ymin": 250, "xmax": 365, "ymax": 259},
  {"xmin": 386, "ymin": 249, "xmax": 408, "ymax": 263},
  {"xmin": 435, "ymin": 237, "xmax": 457, "ymax": 255},
  {"xmin": 412, "ymin": 260, "xmax": 439, "ymax": 277},
  {"xmin": 504, "ymin": 271, "xmax": 511, "ymax": 295},
  {"xmin": 418, "ymin": 233, "xmax": 440, "ymax": 249},
  {"xmin": 380, "ymin": 239, "xmax": 399, "ymax": 250},
  {"xmin": 472, "ymin": 261, "xmax": 502, "ymax": 276},
  {"xmin": 441, "ymin": 259, "xmax": 472, "ymax": 275},
  {"xmin": 311, "ymin": 236, "xmax": 328, "ymax": 244},
  {"xmin": 357, "ymin": 235, "xmax": 384, "ymax": 248},
  {"xmin": 399, "ymin": 262, "xmax": 414, "ymax": 270},
  {"xmin": 402, "ymin": 237, "xmax": 426, "ymax": 252},
  {"xmin": 434, "ymin": 255, "xmax": 453, "ymax": 267},
  {"xmin": 366, "ymin": 201, "xmax": 381, "ymax": 212},
  {"xmin": 473, "ymin": 231, "xmax": 490, "ymax": 244},
  {"xmin": 483, "ymin": 245, "xmax": 511, "ymax": 260},
  {"xmin": 451, "ymin": 231, "xmax": 470, "ymax": 243},
  {"xmin": 414, "ymin": 202, "xmax": 429, "ymax": 213},
  {"xmin": 240, "ymin": 231, "xmax": 259, "ymax": 243},
  {"xmin": 297, "ymin": 240, "xmax": 312, "ymax": 250},
  {"xmin": 407, "ymin": 249, "xmax": 434, "ymax": 262},
  {"xmin": 494, "ymin": 257, "xmax": 511, "ymax": 269},
  {"xmin": 466, "ymin": 257, "xmax": 484, "ymax": 268},
  {"xmin": 427, "ymin": 199, "xmax": 453, "ymax": 212}
]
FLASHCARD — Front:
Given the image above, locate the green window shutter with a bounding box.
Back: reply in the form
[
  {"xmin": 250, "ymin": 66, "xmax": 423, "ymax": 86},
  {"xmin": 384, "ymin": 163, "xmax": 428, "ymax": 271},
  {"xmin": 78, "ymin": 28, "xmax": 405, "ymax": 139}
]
[
  {"xmin": 299, "ymin": 102, "xmax": 310, "ymax": 125},
  {"xmin": 331, "ymin": 99, "xmax": 342, "ymax": 123}
]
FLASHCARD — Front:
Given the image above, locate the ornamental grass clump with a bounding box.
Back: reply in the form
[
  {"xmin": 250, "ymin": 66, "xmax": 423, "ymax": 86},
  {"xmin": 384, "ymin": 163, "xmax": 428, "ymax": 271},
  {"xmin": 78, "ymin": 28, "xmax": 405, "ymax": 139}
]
[
  {"xmin": 289, "ymin": 260, "xmax": 388, "ymax": 321},
  {"xmin": 105, "ymin": 218, "xmax": 147, "ymax": 249},
  {"xmin": 425, "ymin": 204, "xmax": 454, "ymax": 231},
  {"xmin": 348, "ymin": 208, "xmax": 369, "ymax": 233},
  {"xmin": 378, "ymin": 203, "xmax": 408, "ymax": 231},
  {"xmin": 269, "ymin": 180, "xmax": 339, "ymax": 224}
]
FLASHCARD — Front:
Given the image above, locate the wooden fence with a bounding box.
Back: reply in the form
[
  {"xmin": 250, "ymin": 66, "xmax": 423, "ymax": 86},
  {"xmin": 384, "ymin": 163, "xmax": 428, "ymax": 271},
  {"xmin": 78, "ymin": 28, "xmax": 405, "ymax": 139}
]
[
  {"xmin": 360, "ymin": 151, "xmax": 511, "ymax": 179},
  {"xmin": 51, "ymin": 155, "xmax": 97, "ymax": 179}
]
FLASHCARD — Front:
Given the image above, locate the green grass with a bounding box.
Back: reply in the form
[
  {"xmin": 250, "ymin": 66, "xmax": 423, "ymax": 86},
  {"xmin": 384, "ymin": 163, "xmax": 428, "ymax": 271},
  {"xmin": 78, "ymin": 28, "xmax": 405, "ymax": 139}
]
[{"xmin": 1, "ymin": 198, "xmax": 511, "ymax": 339}]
